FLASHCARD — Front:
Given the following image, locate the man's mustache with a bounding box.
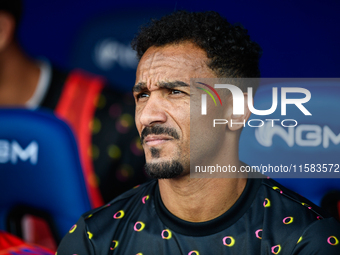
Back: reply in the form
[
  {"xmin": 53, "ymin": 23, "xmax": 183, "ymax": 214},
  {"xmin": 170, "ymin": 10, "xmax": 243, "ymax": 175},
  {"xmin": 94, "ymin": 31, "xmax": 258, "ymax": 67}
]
[{"xmin": 141, "ymin": 126, "xmax": 180, "ymax": 144}]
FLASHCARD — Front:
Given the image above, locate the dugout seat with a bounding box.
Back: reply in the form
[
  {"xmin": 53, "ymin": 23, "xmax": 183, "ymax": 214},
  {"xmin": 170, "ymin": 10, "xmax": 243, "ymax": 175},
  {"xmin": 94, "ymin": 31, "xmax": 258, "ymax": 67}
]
[
  {"xmin": 239, "ymin": 79, "xmax": 340, "ymax": 220},
  {"xmin": 0, "ymin": 108, "xmax": 92, "ymax": 249}
]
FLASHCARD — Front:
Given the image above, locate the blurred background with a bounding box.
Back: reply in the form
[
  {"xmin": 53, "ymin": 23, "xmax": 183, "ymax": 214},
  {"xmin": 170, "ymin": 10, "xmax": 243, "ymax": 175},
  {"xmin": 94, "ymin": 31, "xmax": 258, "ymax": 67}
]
[{"xmin": 19, "ymin": 0, "xmax": 340, "ymax": 90}]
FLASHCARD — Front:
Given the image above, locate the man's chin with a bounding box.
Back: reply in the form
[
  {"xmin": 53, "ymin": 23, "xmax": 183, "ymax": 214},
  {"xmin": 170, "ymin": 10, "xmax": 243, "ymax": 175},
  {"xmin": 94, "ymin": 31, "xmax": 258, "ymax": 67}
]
[{"xmin": 144, "ymin": 160, "xmax": 184, "ymax": 179}]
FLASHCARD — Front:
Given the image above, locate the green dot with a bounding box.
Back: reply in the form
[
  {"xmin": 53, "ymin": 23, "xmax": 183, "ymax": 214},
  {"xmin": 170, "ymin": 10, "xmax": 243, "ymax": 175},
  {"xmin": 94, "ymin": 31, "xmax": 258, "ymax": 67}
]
[{"xmin": 108, "ymin": 145, "xmax": 121, "ymax": 159}]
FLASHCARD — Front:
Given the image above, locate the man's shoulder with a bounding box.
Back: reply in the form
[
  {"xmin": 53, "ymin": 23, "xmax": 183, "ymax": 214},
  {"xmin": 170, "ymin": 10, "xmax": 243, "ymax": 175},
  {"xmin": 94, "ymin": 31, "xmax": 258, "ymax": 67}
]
[
  {"xmin": 81, "ymin": 179, "xmax": 157, "ymax": 221},
  {"xmin": 290, "ymin": 217, "xmax": 340, "ymax": 254},
  {"xmin": 259, "ymin": 177, "xmax": 328, "ymax": 219},
  {"xmin": 245, "ymin": 177, "xmax": 340, "ymax": 254},
  {"xmin": 57, "ymin": 180, "xmax": 158, "ymax": 254}
]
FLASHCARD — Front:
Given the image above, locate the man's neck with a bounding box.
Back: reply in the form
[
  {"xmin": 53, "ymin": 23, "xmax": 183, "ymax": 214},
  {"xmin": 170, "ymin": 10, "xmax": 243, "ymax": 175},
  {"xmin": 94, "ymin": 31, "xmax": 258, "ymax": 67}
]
[
  {"xmin": 158, "ymin": 161, "xmax": 247, "ymax": 222},
  {"xmin": 0, "ymin": 43, "xmax": 40, "ymax": 106}
]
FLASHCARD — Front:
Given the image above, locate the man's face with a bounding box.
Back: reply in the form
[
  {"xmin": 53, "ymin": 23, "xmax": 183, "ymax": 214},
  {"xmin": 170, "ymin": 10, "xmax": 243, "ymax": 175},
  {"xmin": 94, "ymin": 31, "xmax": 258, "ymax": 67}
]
[{"xmin": 133, "ymin": 41, "xmax": 216, "ymax": 178}]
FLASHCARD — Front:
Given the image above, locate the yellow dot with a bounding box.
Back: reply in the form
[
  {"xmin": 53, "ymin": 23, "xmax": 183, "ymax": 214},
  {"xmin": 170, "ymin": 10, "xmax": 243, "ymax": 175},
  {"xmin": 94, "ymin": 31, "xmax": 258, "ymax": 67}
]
[
  {"xmin": 87, "ymin": 231, "xmax": 93, "ymax": 239},
  {"xmin": 272, "ymin": 186, "xmax": 281, "ymax": 191},
  {"xmin": 85, "ymin": 214, "xmax": 93, "ymax": 219},
  {"xmin": 90, "ymin": 118, "xmax": 101, "ymax": 134},
  {"xmin": 90, "ymin": 144, "xmax": 100, "ymax": 160},
  {"xmin": 110, "ymin": 240, "xmax": 119, "ymax": 250},
  {"xmin": 120, "ymin": 120, "xmax": 129, "ymax": 127},
  {"xmin": 108, "ymin": 145, "xmax": 121, "ymax": 159},
  {"xmin": 301, "ymin": 202, "xmax": 311, "ymax": 208},
  {"xmin": 119, "ymin": 114, "xmax": 133, "ymax": 128},
  {"xmin": 95, "ymin": 94, "xmax": 107, "ymax": 109},
  {"xmin": 263, "ymin": 198, "xmax": 271, "ymax": 207},
  {"xmin": 69, "ymin": 224, "xmax": 77, "ymax": 233},
  {"xmin": 135, "ymin": 137, "xmax": 143, "ymax": 150},
  {"xmin": 297, "ymin": 236, "xmax": 302, "ymax": 244}
]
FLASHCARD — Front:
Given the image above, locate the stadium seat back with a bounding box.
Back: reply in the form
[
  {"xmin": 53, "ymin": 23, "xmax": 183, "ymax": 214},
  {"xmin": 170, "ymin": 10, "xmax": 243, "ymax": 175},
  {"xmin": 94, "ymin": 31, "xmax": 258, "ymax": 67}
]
[{"xmin": 0, "ymin": 108, "xmax": 92, "ymax": 241}]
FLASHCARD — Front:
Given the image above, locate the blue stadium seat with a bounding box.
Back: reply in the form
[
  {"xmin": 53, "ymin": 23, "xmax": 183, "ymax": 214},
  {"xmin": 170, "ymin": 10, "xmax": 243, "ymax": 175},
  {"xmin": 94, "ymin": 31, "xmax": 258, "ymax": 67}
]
[
  {"xmin": 240, "ymin": 80, "xmax": 340, "ymax": 216},
  {"xmin": 0, "ymin": 108, "xmax": 92, "ymax": 243}
]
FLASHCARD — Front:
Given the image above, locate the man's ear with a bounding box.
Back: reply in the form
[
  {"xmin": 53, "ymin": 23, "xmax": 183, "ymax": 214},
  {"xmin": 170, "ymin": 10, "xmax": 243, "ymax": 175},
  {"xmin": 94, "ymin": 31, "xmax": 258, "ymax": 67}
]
[
  {"xmin": 225, "ymin": 92, "xmax": 252, "ymax": 131},
  {"xmin": 0, "ymin": 12, "xmax": 15, "ymax": 52}
]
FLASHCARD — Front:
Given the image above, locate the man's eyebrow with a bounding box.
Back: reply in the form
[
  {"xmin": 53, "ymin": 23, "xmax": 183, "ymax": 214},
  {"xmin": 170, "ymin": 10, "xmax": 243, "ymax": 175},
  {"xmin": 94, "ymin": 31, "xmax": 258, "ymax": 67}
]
[
  {"xmin": 132, "ymin": 82, "xmax": 146, "ymax": 93},
  {"xmin": 159, "ymin": 81, "xmax": 190, "ymax": 89},
  {"xmin": 132, "ymin": 81, "xmax": 189, "ymax": 93}
]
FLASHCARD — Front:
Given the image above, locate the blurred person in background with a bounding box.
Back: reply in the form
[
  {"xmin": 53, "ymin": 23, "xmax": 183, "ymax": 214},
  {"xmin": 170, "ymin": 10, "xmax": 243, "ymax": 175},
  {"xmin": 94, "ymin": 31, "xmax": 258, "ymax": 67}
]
[
  {"xmin": 0, "ymin": 0, "xmax": 148, "ymax": 205},
  {"xmin": 0, "ymin": 230, "xmax": 54, "ymax": 254}
]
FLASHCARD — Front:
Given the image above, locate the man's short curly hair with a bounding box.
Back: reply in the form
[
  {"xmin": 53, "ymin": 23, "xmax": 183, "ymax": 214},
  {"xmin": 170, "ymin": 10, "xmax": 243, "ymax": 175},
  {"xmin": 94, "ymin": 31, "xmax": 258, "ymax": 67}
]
[
  {"xmin": 131, "ymin": 10, "xmax": 262, "ymax": 78},
  {"xmin": 0, "ymin": 0, "xmax": 22, "ymax": 27}
]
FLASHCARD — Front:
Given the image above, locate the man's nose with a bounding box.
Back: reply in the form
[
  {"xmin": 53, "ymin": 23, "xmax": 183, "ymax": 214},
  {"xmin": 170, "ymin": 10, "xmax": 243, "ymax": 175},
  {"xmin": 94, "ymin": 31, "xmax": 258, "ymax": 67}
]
[{"xmin": 139, "ymin": 94, "xmax": 167, "ymax": 127}]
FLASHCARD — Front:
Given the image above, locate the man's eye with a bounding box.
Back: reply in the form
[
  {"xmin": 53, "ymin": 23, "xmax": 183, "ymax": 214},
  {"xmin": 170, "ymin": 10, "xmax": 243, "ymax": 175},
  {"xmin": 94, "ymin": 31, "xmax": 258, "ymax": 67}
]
[
  {"xmin": 136, "ymin": 93, "xmax": 149, "ymax": 99},
  {"xmin": 171, "ymin": 90, "xmax": 182, "ymax": 95}
]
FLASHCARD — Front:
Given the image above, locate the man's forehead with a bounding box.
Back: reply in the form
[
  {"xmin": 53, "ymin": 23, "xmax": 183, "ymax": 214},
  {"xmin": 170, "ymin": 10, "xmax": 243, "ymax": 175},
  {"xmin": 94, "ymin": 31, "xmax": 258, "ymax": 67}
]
[
  {"xmin": 134, "ymin": 43, "xmax": 216, "ymax": 92},
  {"xmin": 132, "ymin": 81, "xmax": 190, "ymax": 92},
  {"xmin": 140, "ymin": 44, "xmax": 208, "ymax": 68}
]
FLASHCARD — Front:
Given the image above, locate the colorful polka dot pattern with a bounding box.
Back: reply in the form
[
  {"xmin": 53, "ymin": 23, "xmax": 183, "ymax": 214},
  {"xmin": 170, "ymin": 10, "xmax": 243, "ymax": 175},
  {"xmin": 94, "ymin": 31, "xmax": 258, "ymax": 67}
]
[
  {"xmin": 87, "ymin": 231, "xmax": 93, "ymax": 239},
  {"xmin": 282, "ymin": 217, "xmax": 293, "ymax": 225},
  {"xmin": 297, "ymin": 236, "xmax": 302, "ymax": 244},
  {"xmin": 271, "ymin": 244, "xmax": 281, "ymax": 254},
  {"xmin": 327, "ymin": 236, "xmax": 339, "ymax": 245},
  {"xmin": 162, "ymin": 229, "xmax": 172, "ymax": 240},
  {"xmin": 223, "ymin": 236, "xmax": 235, "ymax": 247},
  {"xmin": 272, "ymin": 186, "xmax": 282, "ymax": 194},
  {"xmin": 134, "ymin": 222, "xmax": 146, "ymax": 232},
  {"xmin": 113, "ymin": 210, "xmax": 125, "ymax": 219},
  {"xmin": 69, "ymin": 224, "xmax": 77, "ymax": 233},
  {"xmin": 142, "ymin": 195, "xmax": 149, "ymax": 204},
  {"xmin": 110, "ymin": 240, "xmax": 119, "ymax": 250},
  {"xmin": 255, "ymin": 229, "xmax": 262, "ymax": 239},
  {"xmin": 263, "ymin": 198, "xmax": 271, "ymax": 207},
  {"xmin": 62, "ymin": 183, "xmax": 340, "ymax": 254}
]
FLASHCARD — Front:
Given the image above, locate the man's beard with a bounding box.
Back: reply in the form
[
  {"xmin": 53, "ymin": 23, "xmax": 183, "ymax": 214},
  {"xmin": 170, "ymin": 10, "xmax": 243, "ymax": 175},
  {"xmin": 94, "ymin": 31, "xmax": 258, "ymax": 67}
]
[
  {"xmin": 141, "ymin": 125, "xmax": 184, "ymax": 178},
  {"xmin": 144, "ymin": 160, "xmax": 184, "ymax": 179}
]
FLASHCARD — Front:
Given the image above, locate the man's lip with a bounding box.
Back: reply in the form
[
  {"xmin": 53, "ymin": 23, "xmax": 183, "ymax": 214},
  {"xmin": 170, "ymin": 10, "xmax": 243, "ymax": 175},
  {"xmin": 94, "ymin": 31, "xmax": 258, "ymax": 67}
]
[{"xmin": 144, "ymin": 135, "xmax": 173, "ymax": 146}]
